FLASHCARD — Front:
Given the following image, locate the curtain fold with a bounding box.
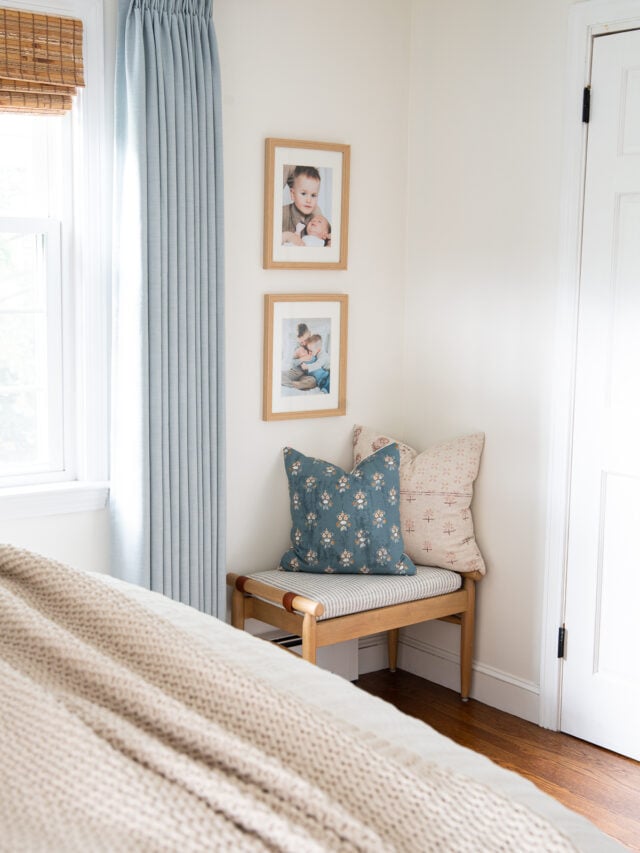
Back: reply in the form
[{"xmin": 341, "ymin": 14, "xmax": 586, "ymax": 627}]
[{"xmin": 111, "ymin": 0, "xmax": 225, "ymax": 616}]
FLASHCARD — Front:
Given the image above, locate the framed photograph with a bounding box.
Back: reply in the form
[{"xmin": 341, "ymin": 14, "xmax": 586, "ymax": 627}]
[
  {"xmin": 263, "ymin": 293, "xmax": 348, "ymax": 420},
  {"xmin": 263, "ymin": 138, "xmax": 350, "ymax": 270}
]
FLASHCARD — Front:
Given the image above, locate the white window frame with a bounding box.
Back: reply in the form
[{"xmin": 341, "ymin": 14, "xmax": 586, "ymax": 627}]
[{"xmin": 0, "ymin": 0, "xmax": 108, "ymax": 518}]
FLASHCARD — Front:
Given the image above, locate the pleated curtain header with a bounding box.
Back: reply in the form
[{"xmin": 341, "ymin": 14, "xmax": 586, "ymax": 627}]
[
  {"xmin": 0, "ymin": 6, "xmax": 84, "ymax": 115},
  {"xmin": 131, "ymin": 1, "xmax": 212, "ymax": 15}
]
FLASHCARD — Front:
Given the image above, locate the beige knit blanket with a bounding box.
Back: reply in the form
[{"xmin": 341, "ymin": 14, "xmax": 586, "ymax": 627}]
[{"xmin": 0, "ymin": 545, "xmax": 576, "ymax": 852}]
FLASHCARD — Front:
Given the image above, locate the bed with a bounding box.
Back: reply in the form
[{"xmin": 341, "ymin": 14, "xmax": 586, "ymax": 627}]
[{"xmin": 0, "ymin": 545, "xmax": 623, "ymax": 851}]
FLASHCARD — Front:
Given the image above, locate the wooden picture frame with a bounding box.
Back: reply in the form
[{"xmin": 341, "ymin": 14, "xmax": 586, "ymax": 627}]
[
  {"xmin": 263, "ymin": 138, "xmax": 350, "ymax": 270},
  {"xmin": 263, "ymin": 293, "xmax": 348, "ymax": 420}
]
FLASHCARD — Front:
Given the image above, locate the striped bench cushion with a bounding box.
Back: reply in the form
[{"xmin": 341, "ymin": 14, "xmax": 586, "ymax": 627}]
[{"xmin": 249, "ymin": 566, "xmax": 462, "ymax": 621}]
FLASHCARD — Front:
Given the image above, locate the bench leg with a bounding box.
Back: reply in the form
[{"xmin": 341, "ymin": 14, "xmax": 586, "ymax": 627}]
[
  {"xmin": 231, "ymin": 586, "xmax": 245, "ymax": 630},
  {"xmin": 301, "ymin": 613, "xmax": 318, "ymax": 665},
  {"xmin": 460, "ymin": 577, "xmax": 476, "ymax": 701},
  {"xmin": 388, "ymin": 628, "xmax": 399, "ymax": 672}
]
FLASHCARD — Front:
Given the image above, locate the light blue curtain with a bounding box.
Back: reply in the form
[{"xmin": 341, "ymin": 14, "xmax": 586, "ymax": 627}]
[{"xmin": 110, "ymin": 0, "xmax": 225, "ymax": 616}]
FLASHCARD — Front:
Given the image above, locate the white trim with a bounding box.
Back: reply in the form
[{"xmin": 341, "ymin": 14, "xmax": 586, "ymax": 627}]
[
  {"xmin": 358, "ymin": 632, "xmax": 388, "ymax": 675},
  {"xmin": 540, "ymin": 0, "xmax": 640, "ymax": 731},
  {"xmin": 0, "ymin": 481, "xmax": 108, "ymax": 519},
  {"xmin": 0, "ymin": 0, "xmax": 97, "ymax": 15},
  {"xmin": 71, "ymin": 0, "xmax": 109, "ymax": 482},
  {"xmin": 359, "ymin": 634, "xmax": 540, "ymax": 723},
  {"xmin": 44, "ymin": 218, "xmax": 65, "ymax": 474}
]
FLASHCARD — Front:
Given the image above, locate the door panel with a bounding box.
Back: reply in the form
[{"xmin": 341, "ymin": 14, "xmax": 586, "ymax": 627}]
[
  {"xmin": 561, "ymin": 28, "xmax": 640, "ymax": 760},
  {"xmin": 596, "ymin": 473, "xmax": 640, "ymax": 683}
]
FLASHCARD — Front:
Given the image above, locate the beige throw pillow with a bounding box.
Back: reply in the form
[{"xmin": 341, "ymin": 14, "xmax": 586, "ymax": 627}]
[{"xmin": 353, "ymin": 426, "xmax": 486, "ymax": 575}]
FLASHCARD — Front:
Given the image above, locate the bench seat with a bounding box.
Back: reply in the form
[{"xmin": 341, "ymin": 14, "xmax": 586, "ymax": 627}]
[{"xmin": 227, "ymin": 566, "xmax": 477, "ymax": 700}]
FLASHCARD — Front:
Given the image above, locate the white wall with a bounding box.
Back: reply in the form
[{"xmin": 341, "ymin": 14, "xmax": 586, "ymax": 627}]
[
  {"xmin": 399, "ymin": 0, "xmax": 574, "ymax": 717},
  {"xmin": 214, "ymin": 0, "xmax": 571, "ymax": 717},
  {"xmin": 0, "ymin": 510, "xmax": 110, "ymax": 574},
  {"xmin": 214, "ymin": 0, "xmax": 412, "ymax": 574}
]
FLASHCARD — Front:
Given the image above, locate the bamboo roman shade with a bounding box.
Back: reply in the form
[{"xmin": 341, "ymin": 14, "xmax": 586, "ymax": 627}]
[{"xmin": 0, "ymin": 7, "xmax": 84, "ymax": 115}]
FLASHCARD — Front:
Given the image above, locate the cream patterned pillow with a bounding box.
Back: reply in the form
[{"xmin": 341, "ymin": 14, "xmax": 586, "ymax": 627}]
[{"xmin": 353, "ymin": 426, "xmax": 486, "ymax": 575}]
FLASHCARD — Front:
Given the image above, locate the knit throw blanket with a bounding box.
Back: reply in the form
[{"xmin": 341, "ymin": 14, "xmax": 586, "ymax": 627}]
[{"xmin": 0, "ymin": 546, "xmax": 576, "ymax": 852}]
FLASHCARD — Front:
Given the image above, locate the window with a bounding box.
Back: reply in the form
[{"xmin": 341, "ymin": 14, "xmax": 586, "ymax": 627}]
[{"xmin": 0, "ymin": 0, "xmax": 107, "ymax": 513}]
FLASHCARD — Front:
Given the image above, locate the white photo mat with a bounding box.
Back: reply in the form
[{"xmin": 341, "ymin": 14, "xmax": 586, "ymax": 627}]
[{"xmin": 271, "ymin": 146, "xmax": 344, "ymax": 265}]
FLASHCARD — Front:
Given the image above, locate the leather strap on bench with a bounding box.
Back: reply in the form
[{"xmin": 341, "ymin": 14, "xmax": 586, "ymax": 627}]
[
  {"xmin": 282, "ymin": 591, "xmax": 297, "ymax": 613},
  {"xmin": 235, "ymin": 575, "xmax": 250, "ymax": 593},
  {"xmin": 231, "ymin": 573, "xmax": 323, "ymax": 617}
]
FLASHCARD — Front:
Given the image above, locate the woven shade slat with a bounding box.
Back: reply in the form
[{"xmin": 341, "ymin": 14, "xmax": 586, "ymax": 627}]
[
  {"xmin": 0, "ymin": 103, "xmax": 67, "ymax": 115},
  {"xmin": 0, "ymin": 90, "xmax": 71, "ymax": 113},
  {"xmin": 0, "ymin": 7, "xmax": 84, "ymax": 115},
  {"xmin": 0, "ymin": 76, "xmax": 75, "ymax": 96}
]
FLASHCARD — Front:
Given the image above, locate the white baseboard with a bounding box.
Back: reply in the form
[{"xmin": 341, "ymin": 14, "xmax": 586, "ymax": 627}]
[
  {"xmin": 358, "ymin": 633, "xmax": 388, "ymax": 674},
  {"xmin": 358, "ymin": 634, "xmax": 540, "ymax": 724}
]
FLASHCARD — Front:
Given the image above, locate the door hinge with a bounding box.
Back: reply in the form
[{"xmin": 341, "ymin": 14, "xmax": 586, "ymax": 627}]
[
  {"xmin": 557, "ymin": 625, "xmax": 566, "ymax": 659},
  {"xmin": 582, "ymin": 86, "xmax": 591, "ymax": 123}
]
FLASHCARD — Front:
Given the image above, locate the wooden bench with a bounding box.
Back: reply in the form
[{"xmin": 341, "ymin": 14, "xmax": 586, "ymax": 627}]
[{"xmin": 227, "ymin": 567, "xmax": 480, "ymax": 700}]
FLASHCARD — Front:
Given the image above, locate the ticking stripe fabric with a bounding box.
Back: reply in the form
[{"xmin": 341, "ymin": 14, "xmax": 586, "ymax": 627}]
[{"xmin": 251, "ymin": 566, "xmax": 462, "ymax": 621}]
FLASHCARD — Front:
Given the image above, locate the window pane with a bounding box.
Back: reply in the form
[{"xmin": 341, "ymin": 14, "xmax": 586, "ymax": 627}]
[
  {"xmin": 0, "ymin": 389, "xmax": 46, "ymax": 470},
  {"xmin": 0, "ymin": 313, "xmax": 45, "ymax": 388},
  {"xmin": 0, "ymin": 222, "xmax": 61, "ymax": 479},
  {"xmin": 0, "ymin": 231, "xmax": 47, "ymax": 311},
  {"xmin": 0, "ymin": 114, "xmax": 63, "ymax": 219}
]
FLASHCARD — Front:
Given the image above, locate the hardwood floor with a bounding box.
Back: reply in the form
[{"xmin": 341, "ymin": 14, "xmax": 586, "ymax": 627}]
[{"xmin": 357, "ymin": 669, "xmax": 640, "ymax": 851}]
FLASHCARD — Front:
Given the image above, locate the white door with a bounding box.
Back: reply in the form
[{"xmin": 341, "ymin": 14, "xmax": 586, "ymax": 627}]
[{"xmin": 561, "ymin": 28, "xmax": 640, "ymax": 760}]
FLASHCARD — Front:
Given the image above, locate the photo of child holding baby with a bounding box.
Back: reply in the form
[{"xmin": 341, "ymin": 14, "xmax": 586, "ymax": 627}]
[{"xmin": 281, "ymin": 165, "xmax": 332, "ymax": 248}]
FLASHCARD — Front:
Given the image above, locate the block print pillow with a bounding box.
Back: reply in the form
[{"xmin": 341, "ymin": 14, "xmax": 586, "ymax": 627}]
[
  {"xmin": 352, "ymin": 426, "xmax": 486, "ymax": 576},
  {"xmin": 280, "ymin": 445, "xmax": 416, "ymax": 575}
]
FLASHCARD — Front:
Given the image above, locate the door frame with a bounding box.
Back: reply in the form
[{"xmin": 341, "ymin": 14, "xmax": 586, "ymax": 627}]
[{"xmin": 540, "ymin": 0, "xmax": 640, "ymax": 730}]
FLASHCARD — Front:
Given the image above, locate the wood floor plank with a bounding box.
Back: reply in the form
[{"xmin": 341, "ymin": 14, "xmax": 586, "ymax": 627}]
[{"xmin": 357, "ymin": 669, "xmax": 640, "ymax": 851}]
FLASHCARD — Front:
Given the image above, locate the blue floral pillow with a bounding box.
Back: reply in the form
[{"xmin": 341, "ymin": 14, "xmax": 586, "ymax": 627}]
[{"xmin": 280, "ymin": 445, "xmax": 416, "ymax": 575}]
